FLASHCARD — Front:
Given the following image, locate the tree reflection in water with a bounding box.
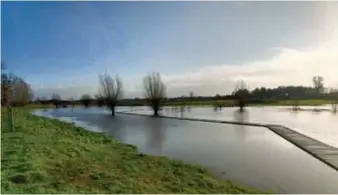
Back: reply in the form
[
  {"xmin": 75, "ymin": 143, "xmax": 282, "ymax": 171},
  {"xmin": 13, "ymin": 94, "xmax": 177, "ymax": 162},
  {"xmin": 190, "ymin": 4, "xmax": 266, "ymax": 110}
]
[
  {"xmin": 146, "ymin": 117, "xmax": 166, "ymax": 156},
  {"xmin": 233, "ymin": 110, "xmax": 249, "ymax": 140}
]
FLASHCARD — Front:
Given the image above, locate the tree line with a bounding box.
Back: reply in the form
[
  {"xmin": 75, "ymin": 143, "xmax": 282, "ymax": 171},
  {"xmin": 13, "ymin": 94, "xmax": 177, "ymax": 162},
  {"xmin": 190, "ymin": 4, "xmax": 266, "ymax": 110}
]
[
  {"xmin": 33, "ymin": 72, "xmax": 166, "ymax": 116},
  {"xmin": 2, "ymin": 63, "xmax": 337, "ymax": 116}
]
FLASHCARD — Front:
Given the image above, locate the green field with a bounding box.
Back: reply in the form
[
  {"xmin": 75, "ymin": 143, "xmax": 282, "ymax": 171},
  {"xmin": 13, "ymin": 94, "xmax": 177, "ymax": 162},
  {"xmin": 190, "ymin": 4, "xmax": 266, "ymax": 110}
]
[
  {"xmin": 1, "ymin": 107, "xmax": 261, "ymax": 193},
  {"xmin": 163, "ymin": 99, "xmax": 332, "ymax": 107},
  {"xmin": 269, "ymin": 99, "xmax": 332, "ymax": 106},
  {"xmin": 164, "ymin": 100, "xmax": 235, "ymax": 106}
]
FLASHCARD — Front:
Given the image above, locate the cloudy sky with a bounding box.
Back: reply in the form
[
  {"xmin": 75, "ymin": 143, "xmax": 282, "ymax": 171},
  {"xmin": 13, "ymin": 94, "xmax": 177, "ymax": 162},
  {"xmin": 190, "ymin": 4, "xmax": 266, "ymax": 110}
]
[{"xmin": 2, "ymin": 1, "xmax": 338, "ymax": 99}]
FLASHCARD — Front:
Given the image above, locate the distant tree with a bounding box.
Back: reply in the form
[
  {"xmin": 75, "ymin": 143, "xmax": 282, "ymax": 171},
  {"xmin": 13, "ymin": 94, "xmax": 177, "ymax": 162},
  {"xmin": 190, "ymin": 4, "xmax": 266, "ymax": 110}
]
[
  {"xmin": 250, "ymin": 85, "xmax": 316, "ymax": 100},
  {"xmin": 34, "ymin": 97, "xmax": 41, "ymax": 104},
  {"xmin": 80, "ymin": 94, "xmax": 92, "ymax": 108},
  {"xmin": 213, "ymin": 94, "xmax": 222, "ymax": 109},
  {"xmin": 51, "ymin": 93, "xmax": 62, "ymax": 108},
  {"xmin": 143, "ymin": 72, "xmax": 166, "ymax": 116},
  {"xmin": 40, "ymin": 96, "xmax": 48, "ymax": 104},
  {"xmin": 232, "ymin": 80, "xmax": 250, "ymax": 112},
  {"xmin": 95, "ymin": 94, "xmax": 105, "ymax": 107},
  {"xmin": 68, "ymin": 97, "xmax": 75, "ymax": 108},
  {"xmin": 98, "ymin": 73, "xmax": 123, "ymax": 116},
  {"xmin": 329, "ymin": 88, "xmax": 338, "ymax": 113},
  {"xmin": 189, "ymin": 91, "xmax": 194, "ymax": 100},
  {"xmin": 180, "ymin": 95, "xmax": 186, "ymax": 105},
  {"xmin": 312, "ymin": 76, "xmax": 324, "ymax": 96}
]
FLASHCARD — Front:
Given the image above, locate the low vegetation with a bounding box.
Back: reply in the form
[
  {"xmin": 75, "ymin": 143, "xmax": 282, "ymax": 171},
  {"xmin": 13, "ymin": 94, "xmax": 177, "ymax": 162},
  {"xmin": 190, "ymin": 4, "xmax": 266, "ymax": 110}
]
[{"xmin": 1, "ymin": 107, "xmax": 260, "ymax": 194}]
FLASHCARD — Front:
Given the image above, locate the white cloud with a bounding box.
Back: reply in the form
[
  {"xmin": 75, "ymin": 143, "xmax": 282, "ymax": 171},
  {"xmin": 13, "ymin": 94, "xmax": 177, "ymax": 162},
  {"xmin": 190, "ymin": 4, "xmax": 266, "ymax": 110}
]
[
  {"xmin": 33, "ymin": 45, "xmax": 338, "ymax": 99},
  {"xmin": 32, "ymin": 37, "xmax": 338, "ymax": 99},
  {"xmin": 155, "ymin": 42, "xmax": 338, "ymax": 97}
]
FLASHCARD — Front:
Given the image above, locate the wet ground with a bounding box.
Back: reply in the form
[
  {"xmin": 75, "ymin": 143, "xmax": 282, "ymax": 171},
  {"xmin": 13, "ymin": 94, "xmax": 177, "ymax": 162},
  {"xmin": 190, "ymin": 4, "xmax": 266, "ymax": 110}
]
[{"xmin": 33, "ymin": 107, "xmax": 338, "ymax": 193}]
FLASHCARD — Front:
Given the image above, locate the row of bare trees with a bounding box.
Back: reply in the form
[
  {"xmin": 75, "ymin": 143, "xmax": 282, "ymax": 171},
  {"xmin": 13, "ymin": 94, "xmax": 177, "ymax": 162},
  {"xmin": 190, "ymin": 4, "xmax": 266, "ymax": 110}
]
[
  {"xmin": 97, "ymin": 72, "xmax": 166, "ymax": 116},
  {"xmin": 51, "ymin": 73, "xmax": 337, "ymax": 115}
]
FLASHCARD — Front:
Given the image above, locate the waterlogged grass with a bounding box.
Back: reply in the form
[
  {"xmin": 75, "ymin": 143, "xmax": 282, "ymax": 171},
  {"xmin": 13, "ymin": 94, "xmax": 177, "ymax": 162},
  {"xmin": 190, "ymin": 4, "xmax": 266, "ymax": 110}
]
[
  {"xmin": 163, "ymin": 99, "xmax": 332, "ymax": 107},
  {"xmin": 1, "ymin": 107, "xmax": 261, "ymax": 194},
  {"xmin": 272, "ymin": 99, "xmax": 332, "ymax": 106},
  {"xmin": 164, "ymin": 100, "xmax": 236, "ymax": 106}
]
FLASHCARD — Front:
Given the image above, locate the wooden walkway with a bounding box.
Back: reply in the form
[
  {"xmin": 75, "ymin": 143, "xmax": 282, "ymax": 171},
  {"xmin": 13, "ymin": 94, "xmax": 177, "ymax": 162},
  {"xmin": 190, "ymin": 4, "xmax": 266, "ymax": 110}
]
[
  {"xmin": 265, "ymin": 124, "xmax": 338, "ymax": 172},
  {"xmin": 117, "ymin": 111, "xmax": 338, "ymax": 172}
]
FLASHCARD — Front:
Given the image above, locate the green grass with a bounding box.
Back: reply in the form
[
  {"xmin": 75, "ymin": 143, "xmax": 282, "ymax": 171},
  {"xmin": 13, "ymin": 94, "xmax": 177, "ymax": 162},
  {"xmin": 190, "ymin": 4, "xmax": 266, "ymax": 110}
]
[
  {"xmin": 164, "ymin": 100, "xmax": 235, "ymax": 106},
  {"xmin": 163, "ymin": 99, "xmax": 332, "ymax": 107},
  {"xmin": 1, "ymin": 107, "xmax": 261, "ymax": 194},
  {"xmin": 271, "ymin": 99, "xmax": 332, "ymax": 106}
]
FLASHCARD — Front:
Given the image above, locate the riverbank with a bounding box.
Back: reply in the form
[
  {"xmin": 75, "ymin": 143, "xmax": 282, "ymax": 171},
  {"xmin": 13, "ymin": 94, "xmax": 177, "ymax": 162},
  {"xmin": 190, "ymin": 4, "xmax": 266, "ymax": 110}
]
[
  {"xmin": 1, "ymin": 107, "xmax": 260, "ymax": 194},
  {"xmin": 37, "ymin": 99, "xmax": 333, "ymax": 108}
]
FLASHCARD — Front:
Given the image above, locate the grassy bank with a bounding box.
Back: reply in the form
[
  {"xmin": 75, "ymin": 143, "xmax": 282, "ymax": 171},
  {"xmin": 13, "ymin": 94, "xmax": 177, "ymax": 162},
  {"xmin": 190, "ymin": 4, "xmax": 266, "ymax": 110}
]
[{"xmin": 1, "ymin": 107, "xmax": 260, "ymax": 193}]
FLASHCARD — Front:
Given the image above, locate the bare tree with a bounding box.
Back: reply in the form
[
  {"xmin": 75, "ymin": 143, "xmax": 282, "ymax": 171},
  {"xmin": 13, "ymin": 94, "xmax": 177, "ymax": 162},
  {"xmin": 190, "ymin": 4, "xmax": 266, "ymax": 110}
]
[
  {"xmin": 80, "ymin": 94, "xmax": 92, "ymax": 108},
  {"xmin": 330, "ymin": 88, "xmax": 338, "ymax": 113},
  {"xmin": 51, "ymin": 93, "xmax": 62, "ymax": 108},
  {"xmin": 68, "ymin": 97, "xmax": 76, "ymax": 108},
  {"xmin": 2, "ymin": 62, "xmax": 15, "ymax": 131},
  {"xmin": 232, "ymin": 80, "xmax": 250, "ymax": 112},
  {"xmin": 40, "ymin": 96, "xmax": 48, "ymax": 105},
  {"xmin": 34, "ymin": 97, "xmax": 41, "ymax": 104},
  {"xmin": 95, "ymin": 94, "xmax": 105, "ymax": 107},
  {"xmin": 312, "ymin": 76, "xmax": 324, "ymax": 96},
  {"xmin": 1, "ymin": 70, "xmax": 33, "ymax": 107},
  {"xmin": 143, "ymin": 72, "xmax": 166, "ymax": 116},
  {"xmin": 11, "ymin": 77, "xmax": 33, "ymax": 106},
  {"xmin": 98, "ymin": 73, "xmax": 123, "ymax": 116},
  {"xmin": 189, "ymin": 91, "xmax": 194, "ymax": 100}
]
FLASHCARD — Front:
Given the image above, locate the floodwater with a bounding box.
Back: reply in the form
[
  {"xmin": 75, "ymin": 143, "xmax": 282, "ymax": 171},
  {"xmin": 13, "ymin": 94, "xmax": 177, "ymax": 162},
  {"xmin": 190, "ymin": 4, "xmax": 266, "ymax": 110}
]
[
  {"xmin": 33, "ymin": 107, "xmax": 338, "ymax": 193},
  {"xmin": 124, "ymin": 106, "xmax": 338, "ymax": 148}
]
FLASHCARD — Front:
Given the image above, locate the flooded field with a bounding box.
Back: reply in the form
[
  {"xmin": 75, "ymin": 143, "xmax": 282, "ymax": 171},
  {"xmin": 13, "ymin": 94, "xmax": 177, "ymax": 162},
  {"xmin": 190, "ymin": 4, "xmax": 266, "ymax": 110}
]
[
  {"xmin": 33, "ymin": 107, "xmax": 338, "ymax": 193},
  {"xmin": 124, "ymin": 106, "xmax": 338, "ymax": 148}
]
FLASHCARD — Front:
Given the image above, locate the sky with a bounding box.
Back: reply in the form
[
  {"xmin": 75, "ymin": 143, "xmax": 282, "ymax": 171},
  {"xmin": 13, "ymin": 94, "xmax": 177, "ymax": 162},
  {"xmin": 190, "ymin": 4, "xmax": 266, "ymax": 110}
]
[{"xmin": 1, "ymin": 1, "xmax": 338, "ymax": 99}]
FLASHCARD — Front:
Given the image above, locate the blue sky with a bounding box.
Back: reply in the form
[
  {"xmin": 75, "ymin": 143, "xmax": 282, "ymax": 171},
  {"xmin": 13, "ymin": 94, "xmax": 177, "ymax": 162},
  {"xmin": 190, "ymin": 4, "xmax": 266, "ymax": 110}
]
[{"xmin": 2, "ymin": 1, "xmax": 338, "ymax": 99}]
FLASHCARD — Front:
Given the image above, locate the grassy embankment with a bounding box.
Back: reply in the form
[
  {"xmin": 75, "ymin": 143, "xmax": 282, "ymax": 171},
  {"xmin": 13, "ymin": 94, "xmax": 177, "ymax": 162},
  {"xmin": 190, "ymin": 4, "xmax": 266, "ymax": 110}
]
[{"xmin": 1, "ymin": 106, "xmax": 261, "ymax": 194}]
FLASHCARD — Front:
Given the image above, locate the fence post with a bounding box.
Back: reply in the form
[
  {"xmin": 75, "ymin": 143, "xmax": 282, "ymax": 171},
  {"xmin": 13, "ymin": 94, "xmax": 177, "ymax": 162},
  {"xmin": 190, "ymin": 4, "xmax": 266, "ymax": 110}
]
[{"xmin": 10, "ymin": 107, "xmax": 14, "ymax": 132}]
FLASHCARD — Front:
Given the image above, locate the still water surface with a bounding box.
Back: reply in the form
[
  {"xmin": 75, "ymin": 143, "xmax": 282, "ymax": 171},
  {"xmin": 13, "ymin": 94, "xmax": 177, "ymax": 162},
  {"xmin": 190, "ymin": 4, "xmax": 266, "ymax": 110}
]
[
  {"xmin": 125, "ymin": 106, "xmax": 338, "ymax": 148},
  {"xmin": 33, "ymin": 107, "xmax": 338, "ymax": 193}
]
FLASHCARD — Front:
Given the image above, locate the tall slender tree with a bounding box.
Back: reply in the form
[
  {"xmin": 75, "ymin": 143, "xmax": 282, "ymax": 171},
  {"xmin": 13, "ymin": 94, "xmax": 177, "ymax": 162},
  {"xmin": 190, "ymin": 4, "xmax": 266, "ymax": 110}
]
[
  {"xmin": 98, "ymin": 73, "xmax": 123, "ymax": 116},
  {"xmin": 312, "ymin": 76, "xmax": 324, "ymax": 96},
  {"xmin": 143, "ymin": 72, "xmax": 166, "ymax": 116},
  {"xmin": 232, "ymin": 80, "xmax": 250, "ymax": 112}
]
